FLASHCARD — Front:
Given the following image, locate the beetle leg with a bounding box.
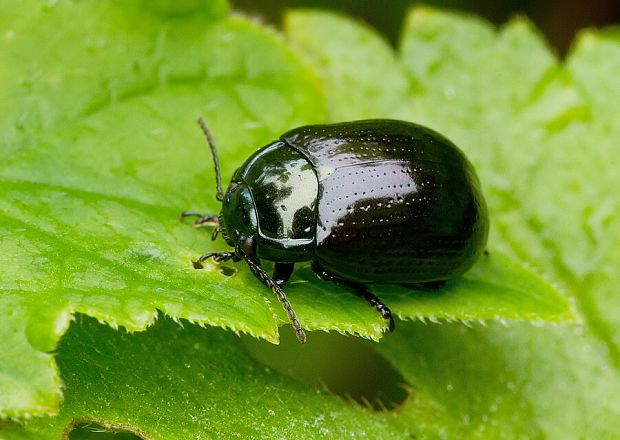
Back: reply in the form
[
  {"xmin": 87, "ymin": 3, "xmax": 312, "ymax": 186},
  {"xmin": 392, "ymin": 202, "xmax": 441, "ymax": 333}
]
[
  {"xmin": 193, "ymin": 251, "xmax": 241, "ymax": 269},
  {"xmin": 180, "ymin": 210, "xmax": 203, "ymax": 219},
  {"xmin": 181, "ymin": 212, "xmax": 220, "ymax": 240},
  {"xmin": 310, "ymin": 262, "xmax": 334, "ymax": 281},
  {"xmin": 354, "ymin": 288, "xmax": 395, "ymax": 332},
  {"xmin": 311, "ymin": 262, "xmax": 395, "ymax": 332},
  {"xmin": 273, "ymin": 262, "xmax": 294, "ymax": 287},
  {"xmin": 180, "ymin": 211, "xmax": 219, "ymax": 227},
  {"xmin": 194, "ymin": 215, "xmax": 219, "ymax": 227},
  {"xmin": 243, "ymin": 257, "xmax": 306, "ymax": 344}
]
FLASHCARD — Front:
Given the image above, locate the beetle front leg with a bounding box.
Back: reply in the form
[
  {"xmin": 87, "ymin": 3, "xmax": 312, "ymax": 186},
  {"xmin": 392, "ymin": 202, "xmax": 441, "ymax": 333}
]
[
  {"xmin": 192, "ymin": 251, "xmax": 242, "ymax": 269},
  {"xmin": 181, "ymin": 212, "xmax": 221, "ymax": 240}
]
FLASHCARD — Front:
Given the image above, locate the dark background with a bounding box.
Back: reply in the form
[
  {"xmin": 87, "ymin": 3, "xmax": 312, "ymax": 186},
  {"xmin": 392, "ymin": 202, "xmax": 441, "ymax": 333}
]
[{"xmin": 233, "ymin": 0, "xmax": 620, "ymax": 55}]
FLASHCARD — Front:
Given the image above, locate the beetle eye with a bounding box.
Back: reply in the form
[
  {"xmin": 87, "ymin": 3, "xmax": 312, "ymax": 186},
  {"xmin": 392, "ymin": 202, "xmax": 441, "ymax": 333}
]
[{"xmin": 220, "ymin": 183, "xmax": 258, "ymax": 247}]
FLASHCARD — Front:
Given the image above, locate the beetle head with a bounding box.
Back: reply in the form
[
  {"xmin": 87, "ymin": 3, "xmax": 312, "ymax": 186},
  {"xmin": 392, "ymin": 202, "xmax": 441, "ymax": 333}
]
[{"xmin": 219, "ymin": 181, "xmax": 259, "ymax": 249}]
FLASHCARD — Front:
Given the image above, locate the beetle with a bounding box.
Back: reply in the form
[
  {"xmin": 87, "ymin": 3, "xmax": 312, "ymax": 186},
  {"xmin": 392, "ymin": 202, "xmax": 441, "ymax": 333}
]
[{"xmin": 182, "ymin": 118, "xmax": 489, "ymax": 343}]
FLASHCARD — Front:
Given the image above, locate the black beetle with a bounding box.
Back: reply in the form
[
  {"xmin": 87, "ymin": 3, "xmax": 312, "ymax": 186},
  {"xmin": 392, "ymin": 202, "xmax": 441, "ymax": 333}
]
[{"xmin": 183, "ymin": 118, "xmax": 489, "ymax": 343}]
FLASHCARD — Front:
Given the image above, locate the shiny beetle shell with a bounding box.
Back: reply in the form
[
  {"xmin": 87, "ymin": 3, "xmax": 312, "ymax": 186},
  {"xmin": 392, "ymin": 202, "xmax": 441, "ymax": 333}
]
[
  {"xmin": 222, "ymin": 119, "xmax": 488, "ymax": 283},
  {"xmin": 186, "ymin": 118, "xmax": 489, "ymax": 343}
]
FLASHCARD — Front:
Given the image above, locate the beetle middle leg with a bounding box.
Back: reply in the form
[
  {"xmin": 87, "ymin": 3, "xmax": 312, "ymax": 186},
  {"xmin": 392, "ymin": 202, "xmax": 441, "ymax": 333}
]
[
  {"xmin": 273, "ymin": 262, "xmax": 294, "ymax": 287},
  {"xmin": 311, "ymin": 262, "xmax": 395, "ymax": 332}
]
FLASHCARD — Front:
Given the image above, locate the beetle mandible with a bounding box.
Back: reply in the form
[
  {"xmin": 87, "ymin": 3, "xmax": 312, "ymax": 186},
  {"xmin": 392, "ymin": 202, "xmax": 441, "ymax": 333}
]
[{"xmin": 182, "ymin": 118, "xmax": 489, "ymax": 343}]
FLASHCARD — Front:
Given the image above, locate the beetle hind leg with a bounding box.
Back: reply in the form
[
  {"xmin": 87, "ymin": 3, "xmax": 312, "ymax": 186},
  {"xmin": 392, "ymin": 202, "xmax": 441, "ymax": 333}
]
[
  {"xmin": 311, "ymin": 262, "xmax": 395, "ymax": 332},
  {"xmin": 355, "ymin": 287, "xmax": 395, "ymax": 332}
]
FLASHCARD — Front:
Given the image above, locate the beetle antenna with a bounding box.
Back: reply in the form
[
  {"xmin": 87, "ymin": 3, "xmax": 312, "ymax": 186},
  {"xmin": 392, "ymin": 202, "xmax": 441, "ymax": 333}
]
[
  {"xmin": 243, "ymin": 257, "xmax": 307, "ymax": 343},
  {"xmin": 197, "ymin": 117, "xmax": 224, "ymax": 202}
]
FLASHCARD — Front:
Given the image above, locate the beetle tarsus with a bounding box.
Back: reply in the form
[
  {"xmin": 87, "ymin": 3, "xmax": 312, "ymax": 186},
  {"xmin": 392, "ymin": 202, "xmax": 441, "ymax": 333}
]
[
  {"xmin": 356, "ymin": 288, "xmax": 395, "ymax": 332},
  {"xmin": 180, "ymin": 210, "xmax": 202, "ymax": 221},
  {"xmin": 194, "ymin": 251, "xmax": 240, "ymax": 268},
  {"xmin": 180, "ymin": 211, "xmax": 219, "ymax": 227}
]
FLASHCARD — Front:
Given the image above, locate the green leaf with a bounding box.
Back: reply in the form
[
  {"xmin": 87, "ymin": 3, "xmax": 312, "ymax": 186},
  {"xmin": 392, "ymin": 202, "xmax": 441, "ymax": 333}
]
[
  {"xmin": 3, "ymin": 2, "xmax": 616, "ymax": 438},
  {"xmin": 0, "ymin": 0, "xmax": 576, "ymax": 423},
  {"xmin": 376, "ymin": 320, "xmax": 620, "ymax": 439},
  {"xmin": 382, "ymin": 251, "xmax": 575, "ymax": 324},
  {"xmin": 560, "ymin": 28, "xmax": 620, "ymax": 358},
  {"xmin": 284, "ymin": 8, "xmax": 411, "ymax": 120},
  {"xmin": 4, "ymin": 315, "xmax": 410, "ymax": 439}
]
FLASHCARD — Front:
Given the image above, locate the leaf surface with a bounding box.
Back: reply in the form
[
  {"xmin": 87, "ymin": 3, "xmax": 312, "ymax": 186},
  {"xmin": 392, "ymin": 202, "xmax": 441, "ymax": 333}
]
[{"xmin": 2, "ymin": 2, "xmax": 616, "ymax": 438}]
